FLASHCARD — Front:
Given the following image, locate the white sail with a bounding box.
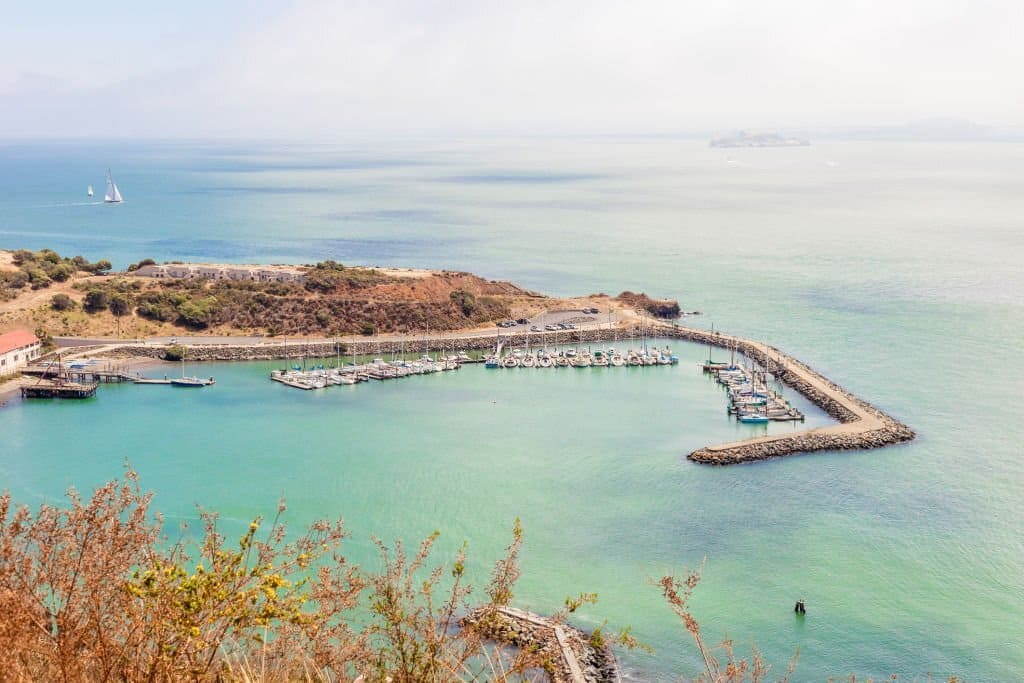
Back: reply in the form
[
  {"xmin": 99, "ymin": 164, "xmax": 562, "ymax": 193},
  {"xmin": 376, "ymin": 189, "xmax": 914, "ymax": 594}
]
[
  {"xmin": 104, "ymin": 169, "xmax": 123, "ymax": 203},
  {"xmin": 87, "ymin": 185, "xmax": 93, "ymax": 197}
]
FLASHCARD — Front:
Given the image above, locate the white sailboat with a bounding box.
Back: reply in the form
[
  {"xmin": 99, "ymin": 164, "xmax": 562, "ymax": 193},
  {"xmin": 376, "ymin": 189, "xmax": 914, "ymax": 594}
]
[
  {"xmin": 103, "ymin": 169, "xmax": 123, "ymax": 203},
  {"xmin": 87, "ymin": 185, "xmax": 94, "ymax": 197}
]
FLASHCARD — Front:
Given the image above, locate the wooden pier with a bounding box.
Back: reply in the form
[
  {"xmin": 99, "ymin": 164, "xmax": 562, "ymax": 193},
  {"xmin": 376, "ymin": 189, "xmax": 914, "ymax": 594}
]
[
  {"xmin": 22, "ymin": 363, "xmax": 134, "ymax": 384},
  {"xmin": 21, "ymin": 380, "xmax": 97, "ymax": 399}
]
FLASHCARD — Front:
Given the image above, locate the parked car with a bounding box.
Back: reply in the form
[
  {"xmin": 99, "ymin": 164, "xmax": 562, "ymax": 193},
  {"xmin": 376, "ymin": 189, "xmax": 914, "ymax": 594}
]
[
  {"xmin": 530, "ymin": 325, "xmax": 542, "ymax": 332},
  {"xmin": 544, "ymin": 324, "xmax": 559, "ymax": 331},
  {"xmin": 516, "ymin": 318, "xmax": 529, "ymax": 325}
]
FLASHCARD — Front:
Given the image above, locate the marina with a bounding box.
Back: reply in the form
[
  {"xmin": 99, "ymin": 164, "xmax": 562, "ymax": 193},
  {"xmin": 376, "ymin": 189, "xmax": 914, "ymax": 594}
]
[
  {"xmin": 267, "ymin": 343, "xmax": 679, "ymax": 391},
  {"xmin": 701, "ymin": 342, "xmax": 806, "ymax": 422}
]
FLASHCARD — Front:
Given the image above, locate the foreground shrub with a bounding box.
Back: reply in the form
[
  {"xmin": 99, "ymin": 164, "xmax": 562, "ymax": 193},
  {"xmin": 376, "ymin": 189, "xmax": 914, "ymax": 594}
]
[{"xmin": 0, "ymin": 469, "xmax": 545, "ymax": 682}]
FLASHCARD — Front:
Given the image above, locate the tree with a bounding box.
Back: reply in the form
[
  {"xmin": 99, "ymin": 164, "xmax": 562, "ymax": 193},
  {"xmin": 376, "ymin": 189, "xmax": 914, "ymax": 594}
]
[
  {"xmin": 48, "ymin": 263, "xmax": 76, "ymax": 283},
  {"xmin": 50, "ymin": 293, "xmax": 74, "ymax": 311},
  {"xmin": 83, "ymin": 289, "xmax": 110, "ymax": 312},
  {"xmin": 90, "ymin": 259, "xmax": 113, "ymax": 274},
  {"xmin": 109, "ymin": 294, "xmax": 131, "ymax": 317},
  {"xmin": 177, "ymin": 296, "xmax": 218, "ymax": 328}
]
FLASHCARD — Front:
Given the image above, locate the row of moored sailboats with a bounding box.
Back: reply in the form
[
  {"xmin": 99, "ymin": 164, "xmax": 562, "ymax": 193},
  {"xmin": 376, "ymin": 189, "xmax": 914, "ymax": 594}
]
[
  {"xmin": 484, "ymin": 345, "xmax": 678, "ymax": 369},
  {"xmin": 270, "ymin": 353, "xmax": 470, "ymax": 390},
  {"xmin": 704, "ymin": 359, "xmax": 805, "ymax": 423}
]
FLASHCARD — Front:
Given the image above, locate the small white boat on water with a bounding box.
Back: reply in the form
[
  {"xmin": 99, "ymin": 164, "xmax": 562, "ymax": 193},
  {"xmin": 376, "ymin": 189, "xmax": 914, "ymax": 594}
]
[{"xmin": 87, "ymin": 185, "xmax": 93, "ymax": 197}]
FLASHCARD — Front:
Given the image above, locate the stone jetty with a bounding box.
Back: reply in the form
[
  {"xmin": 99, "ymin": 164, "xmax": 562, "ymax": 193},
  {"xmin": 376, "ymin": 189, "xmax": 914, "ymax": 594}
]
[
  {"xmin": 461, "ymin": 606, "xmax": 618, "ymax": 683},
  {"xmin": 659, "ymin": 324, "xmax": 916, "ymax": 465}
]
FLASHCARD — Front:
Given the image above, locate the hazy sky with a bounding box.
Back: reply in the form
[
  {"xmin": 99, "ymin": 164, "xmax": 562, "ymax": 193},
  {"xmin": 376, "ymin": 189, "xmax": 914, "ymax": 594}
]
[{"xmin": 2, "ymin": 0, "xmax": 1021, "ymax": 138}]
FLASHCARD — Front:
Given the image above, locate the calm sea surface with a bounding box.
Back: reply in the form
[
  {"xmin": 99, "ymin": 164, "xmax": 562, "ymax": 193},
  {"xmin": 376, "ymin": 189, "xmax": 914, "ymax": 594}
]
[{"xmin": 1, "ymin": 138, "xmax": 1022, "ymax": 680}]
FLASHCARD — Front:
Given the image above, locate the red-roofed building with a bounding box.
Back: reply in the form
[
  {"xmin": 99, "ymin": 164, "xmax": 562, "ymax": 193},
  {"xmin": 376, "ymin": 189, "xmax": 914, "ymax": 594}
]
[{"xmin": 0, "ymin": 329, "xmax": 41, "ymax": 376}]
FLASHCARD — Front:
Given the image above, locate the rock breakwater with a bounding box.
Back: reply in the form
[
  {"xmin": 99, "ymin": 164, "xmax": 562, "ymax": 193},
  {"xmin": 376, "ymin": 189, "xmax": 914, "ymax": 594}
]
[{"xmin": 659, "ymin": 324, "xmax": 916, "ymax": 465}]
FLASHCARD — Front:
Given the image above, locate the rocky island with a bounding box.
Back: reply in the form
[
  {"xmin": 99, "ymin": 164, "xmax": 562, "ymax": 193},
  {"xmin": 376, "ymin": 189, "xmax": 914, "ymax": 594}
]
[{"xmin": 710, "ymin": 130, "xmax": 810, "ymax": 147}]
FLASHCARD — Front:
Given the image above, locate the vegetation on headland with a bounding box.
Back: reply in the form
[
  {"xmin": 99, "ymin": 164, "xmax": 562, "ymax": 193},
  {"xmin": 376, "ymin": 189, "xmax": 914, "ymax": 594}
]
[
  {"xmin": 69, "ymin": 267, "xmax": 513, "ymax": 335},
  {"xmin": 0, "ymin": 469, "xmax": 956, "ymax": 682},
  {"xmin": 0, "ymin": 248, "xmax": 110, "ymax": 300},
  {"xmin": 3, "ymin": 249, "xmax": 682, "ymax": 340}
]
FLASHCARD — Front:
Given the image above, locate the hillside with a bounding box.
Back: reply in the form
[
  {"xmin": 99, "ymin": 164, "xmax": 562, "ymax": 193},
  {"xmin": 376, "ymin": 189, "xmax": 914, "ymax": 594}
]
[{"xmin": 0, "ymin": 250, "xmax": 679, "ymax": 339}]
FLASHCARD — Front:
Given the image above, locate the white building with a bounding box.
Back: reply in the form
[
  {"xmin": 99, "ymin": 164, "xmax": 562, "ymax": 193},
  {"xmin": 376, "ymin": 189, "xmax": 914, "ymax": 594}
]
[
  {"xmin": 134, "ymin": 263, "xmax": 306, "ymax": 284},
  {"xmin": 0, "ymin": 330, "xmax": 41, "ymax": 376}
]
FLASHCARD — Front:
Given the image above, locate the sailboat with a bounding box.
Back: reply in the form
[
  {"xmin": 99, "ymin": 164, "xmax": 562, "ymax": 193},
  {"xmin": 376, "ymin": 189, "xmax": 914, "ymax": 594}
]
[
  {"xmin": 103, "ymin": 169, "xmax": 123, "ymax": 204},
  {"xmin": 87, "ymin": 185, "xmax": 94, "ymax": 197},
  {"xmin": 170, "ymin": 358, "xmax": 215, "ymax": 387}
]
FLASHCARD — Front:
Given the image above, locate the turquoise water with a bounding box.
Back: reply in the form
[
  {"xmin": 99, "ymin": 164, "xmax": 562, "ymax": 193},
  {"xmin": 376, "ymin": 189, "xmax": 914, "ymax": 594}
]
[{"xmin": 1, "ymin": 139, "xmax": 1022, "ymax": 680}]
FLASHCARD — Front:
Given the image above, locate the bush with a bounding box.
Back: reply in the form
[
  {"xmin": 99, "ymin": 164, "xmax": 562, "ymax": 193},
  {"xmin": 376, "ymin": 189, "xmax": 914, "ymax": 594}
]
[
  {"xmin": 0, "ymin": 469, "xmax": 543, "ymax": 682},
  {"xmin": 163, "ymin": 344, "xmax": 187, "ymax": 361},
  {"xmin": 50, "ymin": 293, "xmax": 74, "ymax": 311},
  {"xmin": 360, "ymin": 322, "xmax": 375, "ymax": 336},
  {"xmin": 83, "ymin": 289, "xmax": 110, "ymax": 312},
  {"xmin": 176, "ymin": 296, "xmax": 218, "ymax": 328},
  {"xmin": 26, "ymin": 268, "xmax": 52, "ymax": 290},
  {"xmin": 87, "ymin": 259, "xmax": 113, "ymax": 274},
  {"xmin": 126, "ymin": 258, "xmax": 155, "ymax": 272},
  {"xmin": 450, "ymin": 289, "xmax": 477, "ymax": 316},
  {"xmin": 136, "ymin": 302, "xmax": 174, "ymax": 322},
  {"xmin": 109, "ymin": 293, "xmax": 132, "ymax": 317},
  {"xmin": 48, "ymin": 263, "xmax": 76, "ymax": 282}
]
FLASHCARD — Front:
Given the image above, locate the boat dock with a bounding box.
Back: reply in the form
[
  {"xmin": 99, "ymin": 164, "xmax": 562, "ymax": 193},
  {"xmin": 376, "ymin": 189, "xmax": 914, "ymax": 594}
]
[
  {"xmin": 21, "ymin": 380, "xmax": 97, "ymax": 399},
  {"xmin": 270, "ymin": 355, "xmax": 463, "ymax": 390},
  {"xmin": 704, "ymin": 361, "xmax": 805, "ymax": 422},
  {"xmin": 23, "ymin": 362, "xmax": 135, "ymax": 383}
]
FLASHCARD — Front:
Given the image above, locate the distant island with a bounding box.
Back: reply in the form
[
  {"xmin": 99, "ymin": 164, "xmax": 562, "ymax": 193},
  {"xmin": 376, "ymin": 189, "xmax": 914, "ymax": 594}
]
[{"xmin": 710, "ymin": 130, "xmax": 810, "ymax": 148}]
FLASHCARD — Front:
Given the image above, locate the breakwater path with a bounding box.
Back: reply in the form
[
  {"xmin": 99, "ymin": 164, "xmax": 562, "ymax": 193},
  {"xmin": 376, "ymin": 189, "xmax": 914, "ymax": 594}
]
[
  {"xmin": 78, "ymin": 320, "xmax": 914, "ymax": 465},
  {"xmin": 654, "ymin": 323, "xmax": 916, "ymax": 465}
]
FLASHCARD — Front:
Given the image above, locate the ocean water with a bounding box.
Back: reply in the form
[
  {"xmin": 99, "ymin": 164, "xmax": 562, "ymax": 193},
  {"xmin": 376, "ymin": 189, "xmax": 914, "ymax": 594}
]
[{"xmin": 1, "ymin": 138, "xmax": 1022, "ymax": 680}]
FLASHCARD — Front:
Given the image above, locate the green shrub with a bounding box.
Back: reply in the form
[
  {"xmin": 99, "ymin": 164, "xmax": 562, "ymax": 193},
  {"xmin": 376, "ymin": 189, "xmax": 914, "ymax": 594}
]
[
  {"xmin": 163, "ymin": 345, "xmax": 187, "ymax": 361},
  {"xmin": 50, "ymin": 293, "xmax": 74, "ymax": 311},
  {"xmin": 109, "ymin": 294, "xmax": 132, "ymax": 317},
  {"xmin": 83, "ymin": 289, "xmax": 110, "ymax": 312}
]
